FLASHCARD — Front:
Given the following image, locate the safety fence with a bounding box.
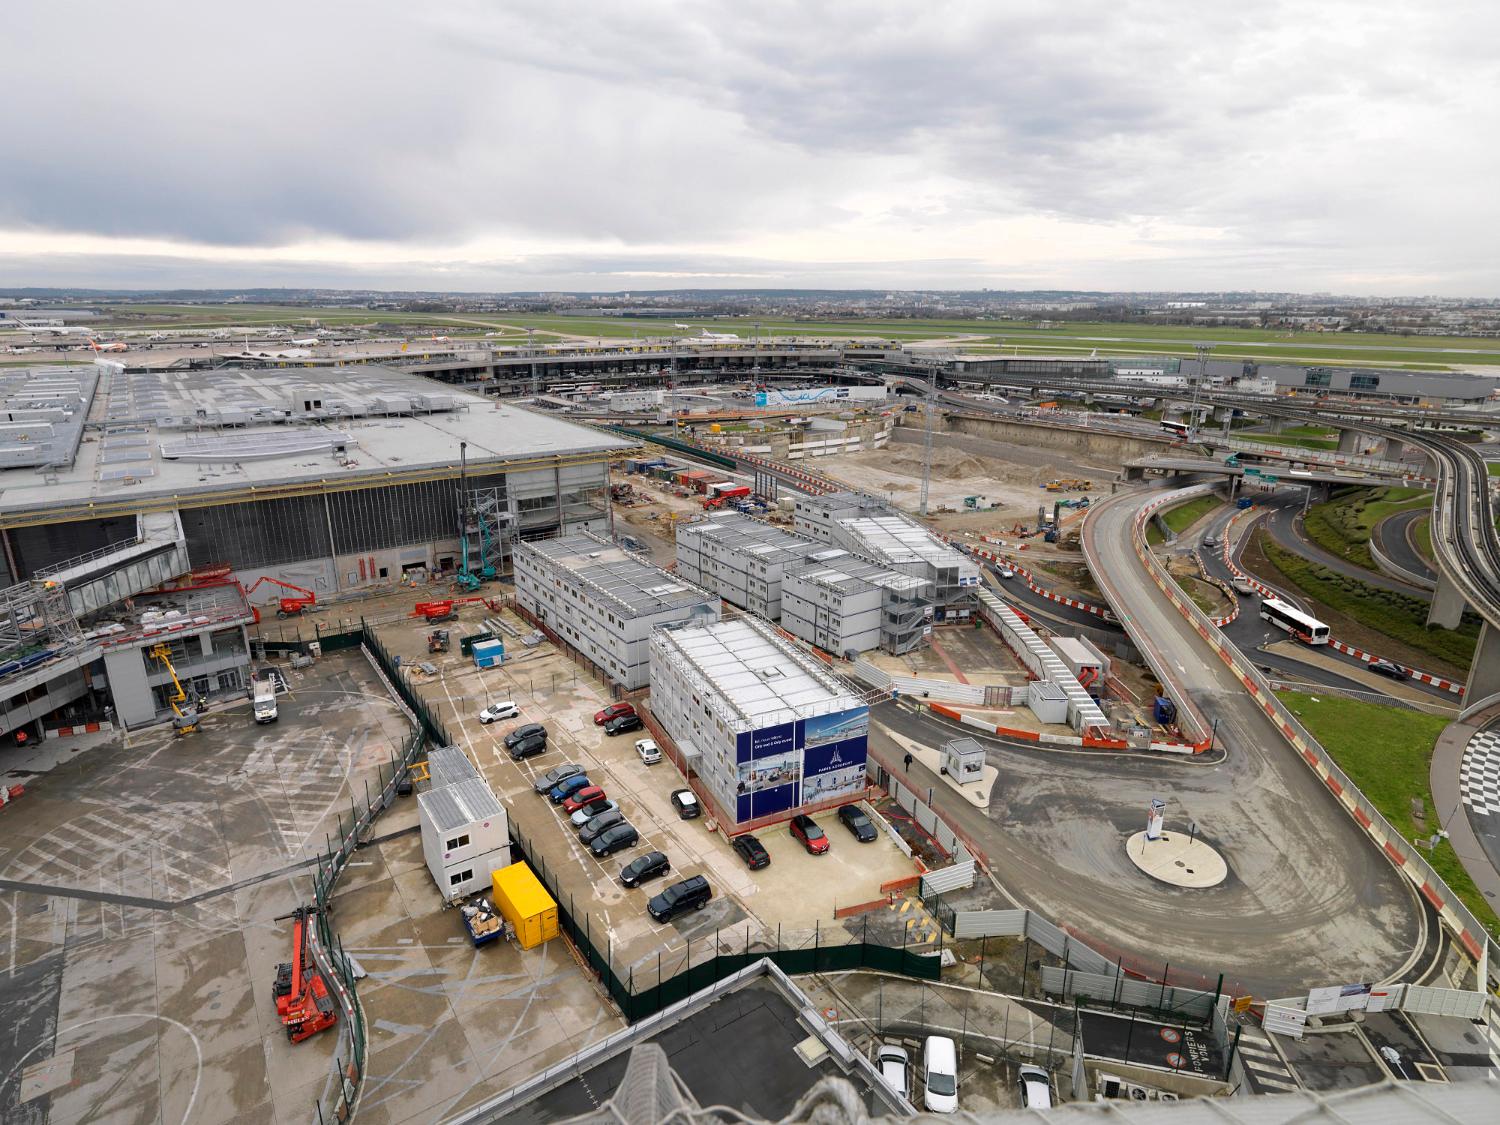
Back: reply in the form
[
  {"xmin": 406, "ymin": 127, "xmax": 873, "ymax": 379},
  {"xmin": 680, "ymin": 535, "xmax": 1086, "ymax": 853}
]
[
  {"xmin": 1130, "ymin": 486, "xmax": 1499, "ymax": 975},
  {"xmin": 509, "ymin": 823, "xmax": 941, "ymax": 1024},
  {"xmin": 848, "ymin": 658, "xmax": 996, "ymax": 706}
]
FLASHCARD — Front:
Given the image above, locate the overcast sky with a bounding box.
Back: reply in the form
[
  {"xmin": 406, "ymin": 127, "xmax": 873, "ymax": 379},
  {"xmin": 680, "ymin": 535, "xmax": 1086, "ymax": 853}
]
[{"xmin": 3, "ymin": 1, "xmax": 1498, "ymax": 295}]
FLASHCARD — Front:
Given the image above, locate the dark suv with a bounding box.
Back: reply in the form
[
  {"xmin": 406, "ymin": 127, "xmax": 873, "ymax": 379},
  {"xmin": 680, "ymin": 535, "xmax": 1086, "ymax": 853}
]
[
  {"xmin": 589, "ymin": 822, "xmax": 639, "ymax": 857},
  {"xmin": 603, "ymin": 713, "xmax": 644, "ymax": 736},
  {"xmin": 838, "ymin": 804, "xmax": 878, "ymax": 842},
  {"xmin": 508, "ymin": 732, "xmax": 548, "ymax": 760},
  {"xmin": 647, "ymin": 875, "xmax": 712, "ymax": 922},
  {"xmin": 504, "ymin": 723, "xmax": 547, "ymax": 750}
]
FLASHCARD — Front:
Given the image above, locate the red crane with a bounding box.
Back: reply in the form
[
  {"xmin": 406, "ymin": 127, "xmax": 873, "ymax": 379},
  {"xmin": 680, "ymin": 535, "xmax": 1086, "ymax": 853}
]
[
  {"xmin": 271, "ymin": 907, "xmax": 338, "ymax": 1043},
  {"xmin": 242, "ymin": 576, "xmax": 317, "ymax": 621}
]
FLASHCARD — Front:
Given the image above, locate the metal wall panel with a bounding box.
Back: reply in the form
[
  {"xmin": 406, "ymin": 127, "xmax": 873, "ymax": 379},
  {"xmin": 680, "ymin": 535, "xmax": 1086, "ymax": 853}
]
[{"xmin": 182, "ymin": 494, "xmax": 331, "ymax": 571}]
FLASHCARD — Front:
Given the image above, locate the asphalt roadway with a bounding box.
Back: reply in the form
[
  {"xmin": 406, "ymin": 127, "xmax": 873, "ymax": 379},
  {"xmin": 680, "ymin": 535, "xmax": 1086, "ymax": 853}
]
[
  {"xmin": 1062, "ymin": 485, "xmax": 1427, "ymax": 994},
  {"xmin": 1375, "ymin": 507, "xmax": 1438, "ymax": 585}
]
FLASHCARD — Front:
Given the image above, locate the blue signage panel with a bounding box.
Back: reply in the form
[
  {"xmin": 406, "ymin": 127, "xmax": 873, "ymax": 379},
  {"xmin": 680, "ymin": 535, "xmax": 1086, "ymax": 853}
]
[{"xmin": 799, "ymin": 707, "xmax": 870, "ymax": 804}]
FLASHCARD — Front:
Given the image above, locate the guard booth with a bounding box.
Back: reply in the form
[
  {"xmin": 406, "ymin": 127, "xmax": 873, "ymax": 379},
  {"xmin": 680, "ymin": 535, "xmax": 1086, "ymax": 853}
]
[{"xmin": 939, "ymin": 737, "xmax": 986, "ymax": 785}]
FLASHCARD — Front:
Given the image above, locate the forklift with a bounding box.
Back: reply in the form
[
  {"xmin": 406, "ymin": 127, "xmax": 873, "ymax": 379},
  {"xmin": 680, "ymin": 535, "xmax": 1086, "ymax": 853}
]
[
  {"xmin": 428, "ymin": 628, "xmax": 451, "ymax": 654},
  {"xmin": 271, "ymin": 907, "xmax": 339, "ymax": 1043}
]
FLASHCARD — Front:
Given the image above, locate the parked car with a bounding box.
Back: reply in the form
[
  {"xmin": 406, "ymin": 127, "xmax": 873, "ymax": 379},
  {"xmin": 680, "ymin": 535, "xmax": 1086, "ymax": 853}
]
[
  {"xmin": 604, "ymin": 713, "xmax": 644, "ymax": 736},
  {"xmin": 634, "ymin": 738, "xmax": 662, "ymax": 764},
  {"xmin": 922, "ymin": 1036, "xmax": 959, "ymax": 1114},
  {"xmin": 505, "ymin": 722, "xmax": 547, "ymax": 749},
  {"xmin": 589, "ymin": 822, "xmax": 640, "ymax": 857},
  {"xmin": 790, "ymin": 814, "xmax": 830, "ymax": 855},
  {"xmin": 619, "ymin": 850, "xmax": 671, "ymax": 888},
  {"xmin": 997, "ymin": 566, "xmax": 1014, "ymax": 580},
  {"xmin": 507, "ymin": 733, "xmax": 548, "ymax": 761},
  {"xmin": 647, "ymin": 875, "xmax": 712, "ymax": 922},
  {"xmin": 730, "ymin": 834, "xmax": 770, "ymax": 870},
  {"xmin": 533, "ymin": 763, "xmax": 582, "ymax": 794},
  {"xmin": 562, "ymin": 786, "xmax": 606, "ymax": 815},
  {"xmin": 548, "ymin": 774, "xmax": 593, "ymax": 804},
  {"xmin": 478, "ymin": 701, "xmax": 519, "ymax": 724},
  {"xmin": 579, "ymin": 807, "xmax": 627, "ymax": 843},
  {"xmin": 1369, "ymin": 659, "xmax": 1409, "ymax": 681},
  {"xmin": 594, "ymin": 702, "xmax": 636, "ymax": 726},
  {"xmin": 570, "ymin": 798, "xmax": 618, "ymax": 827},
  {"xmin": 838, "ymin": 804, "xmax": 877, "ymax": 843},
  {"xmin": 1231, "ymin": 577, "xmax": 1257, "ymax": 596},
  {"xmin": 875, "ymin": 1044, "xmax": 910, "ymax": 1100},
  {"xmin": 669, "ymin": 788, "xmax": 701, "ymax": 819},
  {"xmin": 1016, "ymin": 1065, "xmax": 1052, "ymax": 1109}
]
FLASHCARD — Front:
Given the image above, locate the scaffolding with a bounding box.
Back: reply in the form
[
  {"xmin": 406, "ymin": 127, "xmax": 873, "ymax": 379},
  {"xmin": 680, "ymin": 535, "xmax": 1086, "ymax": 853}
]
[{"xmin": 0, "ymin": 578, "xmax": 83, "ymax": 662}]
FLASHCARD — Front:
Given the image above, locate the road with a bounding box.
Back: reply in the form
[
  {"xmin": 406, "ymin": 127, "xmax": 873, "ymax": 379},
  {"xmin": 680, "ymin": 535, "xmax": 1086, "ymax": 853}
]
[
  {"xmin": 1255, "ymin": 500, "xmax": 1430, "ymax": 598},
  {"xmin": 1375, "ymin": 507, "xmax": 1437, "ymax": 585},
  {"xmin": 1064, "ymin": 484, "xmax": 1426, "ymax": 992}
]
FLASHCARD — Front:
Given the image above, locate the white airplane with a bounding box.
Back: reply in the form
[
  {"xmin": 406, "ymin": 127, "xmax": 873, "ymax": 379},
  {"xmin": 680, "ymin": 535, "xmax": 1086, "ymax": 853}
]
[
  {"xmin": 674, "ymin": 323, "xmax": 693, "ymax": 330},
  {"xmin": 289, "ymin": 337, "xmax": 320, "ymax": 347},
  {"xmin": 16, "ymin": 322, "xmax": 91, "ymax": 336},
  {"xmin": 698, "ymin": 330, "xmax": 740, "ymax": 341}
]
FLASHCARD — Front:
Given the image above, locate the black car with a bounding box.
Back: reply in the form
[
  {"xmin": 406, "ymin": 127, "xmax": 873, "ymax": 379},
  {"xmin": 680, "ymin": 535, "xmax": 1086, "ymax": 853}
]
[
  {"xmin": 669, "ymin": 788, "xmax": 702, "ymax": 820},
  {"xmin": 1369, "ymin": 659, "xmax": 1409, "ymax": 681},
  {"xmin": 620, "ymin": 850, "xmax": 671, "ymax": 888},
  {"xmin": 590, "ymin": 823, "xmax": 640, "ymax": 857},
  {"xmin": 838, "ymin": 804, "xmax": 878, "ymax": 843},
  {"xmin": 579, "ymin": 807, "xmax": 627, "ymax": 843},
  {"xmin": 603, "ymin": 713, "xmax": 643, "ymax": 736},
  {"xmin": 647, "ymin": 875, "xmax": 712, "ymax": 922},
  {"xmin": 507, "ymin": 732, "xmax": 548, "ymax": 760},
  {"xmin": 532, "ymin": 763, "xmax": 582, "ymax": 794},
  {"xmin": 730, "ymin": 833, "xmax": 770, "ymax": 870},
  {"xmin": 504, "ymin": 722, "xmax": 547, "ymax": 750}
]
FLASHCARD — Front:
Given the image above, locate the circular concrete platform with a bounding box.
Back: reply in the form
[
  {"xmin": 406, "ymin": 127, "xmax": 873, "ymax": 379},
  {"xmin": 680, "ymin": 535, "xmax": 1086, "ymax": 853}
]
[{"xmin": 1126, "ymin": 831, "xmax": 1228, "ymax": 888}]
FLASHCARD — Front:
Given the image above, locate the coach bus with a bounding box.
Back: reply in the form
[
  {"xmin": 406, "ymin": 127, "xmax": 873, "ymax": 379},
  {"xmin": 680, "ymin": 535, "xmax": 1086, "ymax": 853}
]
[
  {"xmin": 1260, "ymin": 597, "xmax": 1331, "ymax": 645},
  {"xmin": 1160, "ymin": 419, "xmax": 1192, "ymax": 438}
]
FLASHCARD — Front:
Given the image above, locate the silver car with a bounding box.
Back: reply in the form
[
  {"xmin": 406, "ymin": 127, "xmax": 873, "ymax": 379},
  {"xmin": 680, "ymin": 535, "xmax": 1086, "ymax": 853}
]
[{"xmin": 876, "ymin": 1044, "xmax": 909, "ymax": 1100}]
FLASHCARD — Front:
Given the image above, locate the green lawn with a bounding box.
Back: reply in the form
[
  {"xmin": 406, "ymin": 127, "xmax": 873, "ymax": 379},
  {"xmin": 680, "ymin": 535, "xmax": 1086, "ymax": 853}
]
[
  {"xmin": 1261, "ymin": 539, "xmax": 1477, "ymax": 668},
  {"xmin": 1412, "ymin": 514, "xmax": 1434, "ymax": 562},
  {"xmin": 1161, "ymin": 496, "xmax": 1223, "ymax": 536},
  {"xmin": 1488, "ymin": 462, "xmax": 1500, "ymax": 477},
  {"xmin": 1239, "ymin": 433, "xmax": 1341, "ymax": 451},
  {"xmin": 1301, "ymin": 486, "xmax": 1434, "ymax": 571},
  {"xmin": 1278, "ymin": 690, "xmax": 1500, "ymax": 935}
]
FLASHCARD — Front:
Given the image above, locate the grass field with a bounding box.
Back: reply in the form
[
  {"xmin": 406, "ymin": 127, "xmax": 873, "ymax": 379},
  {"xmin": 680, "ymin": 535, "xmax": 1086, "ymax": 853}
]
[
  {"xmin": 1277, "ymin": 690, "xmax": 1499, "ymax": 935},
  {"xmin": 1412, "ymin": 514, "xmax": 1434, "ymax": 563},
  {"xmin": 28, "ymin": 306, "xmax": 1500, "ymax": 369},
  {"xmin": 1301, "ymin": 486, "xmax": 1434, "ymax": 571},
  {"xmin": 1260, "ymin": 538, "xmax": 1477, "ymax": 669},
  {"xmin": 1489, "ymin": 462, "xmax": 1500, "ymax": 477},
  {"xmin": 1239, "ymin": 433, "xmax": 1341, "ymax": 451}
]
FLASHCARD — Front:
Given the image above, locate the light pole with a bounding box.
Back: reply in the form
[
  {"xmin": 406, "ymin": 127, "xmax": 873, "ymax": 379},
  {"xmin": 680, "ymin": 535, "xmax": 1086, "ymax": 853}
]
[{"xmin": 1189, "ymin": 343, "xmax": 1212, "ymax": 442}]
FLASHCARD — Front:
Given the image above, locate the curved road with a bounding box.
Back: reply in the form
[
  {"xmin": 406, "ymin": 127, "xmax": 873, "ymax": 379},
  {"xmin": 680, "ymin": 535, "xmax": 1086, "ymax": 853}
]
[
  {"xmin": 1375, "ymin": 507, "xmax": 1437, "ymax": 586},
  {"xmin": 1256, "ymin": 502, "xmax": 1430, "ymax": 598},
  {"xmin": 1075, "ymin": 485, "xmax": 1426, "ymax": 992}
]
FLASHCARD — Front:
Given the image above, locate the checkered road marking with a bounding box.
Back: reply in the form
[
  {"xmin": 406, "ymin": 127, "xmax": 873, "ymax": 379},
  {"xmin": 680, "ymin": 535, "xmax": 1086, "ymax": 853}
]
[{"xmin": 1459, "ymin": 730, "xmax": 1500, "ymax": 818}]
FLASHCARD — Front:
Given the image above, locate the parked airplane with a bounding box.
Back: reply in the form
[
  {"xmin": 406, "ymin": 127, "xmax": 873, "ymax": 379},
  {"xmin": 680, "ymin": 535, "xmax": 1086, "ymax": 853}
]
[
  {"xmin": 88, "ymin": 338, "xmax": 128, "ymax": 353},
  {"xmin": 699, "ymin": 330, "xmax": 740, "ymax": 341}
]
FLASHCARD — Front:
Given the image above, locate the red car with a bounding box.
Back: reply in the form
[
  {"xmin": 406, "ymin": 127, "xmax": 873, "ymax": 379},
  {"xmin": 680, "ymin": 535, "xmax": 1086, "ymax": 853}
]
[
  {"xmin": 562, "ymin": 785, "xmax": 606, "ymax": 814},
  {"xmin": 789, "ymin": 814, "xmax": 830, "ymax": 855},
  {"xmin": 594, "ymin": 702, "xmax": 636, "ymax": 726}
]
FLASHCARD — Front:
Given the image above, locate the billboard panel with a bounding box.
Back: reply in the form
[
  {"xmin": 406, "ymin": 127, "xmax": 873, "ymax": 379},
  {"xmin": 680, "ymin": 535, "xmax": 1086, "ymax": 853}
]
[{"xmin": 799, "ymin": 707, "xmax": 869, "ymax": 751}]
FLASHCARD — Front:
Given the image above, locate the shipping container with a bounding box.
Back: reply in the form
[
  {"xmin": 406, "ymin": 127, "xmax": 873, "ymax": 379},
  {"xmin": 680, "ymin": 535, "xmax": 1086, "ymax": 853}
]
[
  {"xmin": 472, "ymin": 638, "xmax": 505, "ymax": 669},
  {"xmin": 491, "ymin": 862, "xmax": 558, "ymax": 949}
]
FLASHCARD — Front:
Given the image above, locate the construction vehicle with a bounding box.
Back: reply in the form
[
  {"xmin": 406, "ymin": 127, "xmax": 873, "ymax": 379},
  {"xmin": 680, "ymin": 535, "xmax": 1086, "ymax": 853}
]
[
  {"xmin": 149, "ymin": 642, "xmax": 201, "ymax": 736},
  {"xmin": 241, "ymin": 576, "xmax": 317, "ymax": 621},
  {"xmin": 416, "ymin": 600, "xmax": 459, "ymax": 623},
  {"xmin": 428, "ymin": 628, "xmax": 450, "ymax": 653},
  {"xmin": 455, "ymin": 441, "xmax": 498, "ymax": 592},
  {"xmin": 271, "ymin": 907, "xmax": 339, "ymax": 1043}
]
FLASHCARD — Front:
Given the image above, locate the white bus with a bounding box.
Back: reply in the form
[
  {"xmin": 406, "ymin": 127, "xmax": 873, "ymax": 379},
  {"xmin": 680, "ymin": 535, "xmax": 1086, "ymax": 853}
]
[
  {"xmin": 1160, "ymin": 419, "xmax": 1192, "ymax": 438},
  {"xmin": 1260, "ymin": 597, "xmax": 1331, "ymax": 644}
]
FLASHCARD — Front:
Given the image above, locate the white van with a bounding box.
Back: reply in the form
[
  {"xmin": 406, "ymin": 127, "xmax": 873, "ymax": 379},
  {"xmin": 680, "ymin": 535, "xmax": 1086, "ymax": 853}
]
[{"xmin": 922, "ymin": 1035, "xmax": 958, "ymax": 1113}]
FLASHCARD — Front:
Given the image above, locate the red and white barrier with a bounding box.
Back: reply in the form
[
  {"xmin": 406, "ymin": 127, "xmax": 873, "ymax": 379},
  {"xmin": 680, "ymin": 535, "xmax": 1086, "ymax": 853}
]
[
  {"xmin": 969, "ymin": 546, "xmax": 1116, "ymax": 620},
  {"xmin": 44, "ymin": 721, "xmax": 115, "ymax": 738}
]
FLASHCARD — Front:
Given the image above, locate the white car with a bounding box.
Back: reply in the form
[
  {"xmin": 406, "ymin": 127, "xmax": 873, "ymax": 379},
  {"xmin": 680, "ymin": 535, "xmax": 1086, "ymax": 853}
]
[
  {"xmin": 997, "ymin": 566, "xmax": 1014, "ymax": 579},
  {"xmin": 876, "ymin": 1044, "xmax": 909, "ymax": 1100},
  {"xmin": 1017, "ymin": 1065, "xmax": 1052, "ymax": 1109},
  {"xmin": 635, "ymin": 738, "xmax": 662, "ymax": 764},
  {"xmin": 922, "ymin": 1036, "xmax": 958, "ymax": 1114},
  {"xmin": 478, "ymin": 701, "xmax": 520, "ymax": 724}
]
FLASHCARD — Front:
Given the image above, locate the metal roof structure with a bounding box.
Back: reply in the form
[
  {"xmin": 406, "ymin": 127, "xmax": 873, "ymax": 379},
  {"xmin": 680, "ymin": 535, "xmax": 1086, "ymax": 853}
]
[
  {"xmin": 790, "ymin": 549, "xmax": 929, "ymax": 599},
  {"xmin": 417, "ymin": 777, "xmax": 505, "ymax": 834},
  {"xmin": 0, "ymin": 362, "xmax": 632, "ymax": 521},
  {"xmin": 835, "ymin": 512, "xmax": 970, "ymax": 570},
  {"xmin": 520, "ymin": 531, "xmax": 717, "ymax": 618},
  {"xmin": 425, "ymin": 746, "xmax": 480, "ymax": 790},
  {"xmin": 654, "ymin": 616, "xmax": 862, "ymax": 729},
  {"xmin": 679, "ymin": 512, "xmax": 823, "ymax": 567}
]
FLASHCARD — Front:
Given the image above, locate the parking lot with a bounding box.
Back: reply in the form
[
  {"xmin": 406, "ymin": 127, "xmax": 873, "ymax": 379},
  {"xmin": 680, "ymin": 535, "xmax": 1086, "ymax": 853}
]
[
  {"xmin": 0, "ymin": 651, "xmax": 414, "ymax": 1124},
  {"xmin": 373, "ymin": 597, "xmax": 923, "ymax": 986}
]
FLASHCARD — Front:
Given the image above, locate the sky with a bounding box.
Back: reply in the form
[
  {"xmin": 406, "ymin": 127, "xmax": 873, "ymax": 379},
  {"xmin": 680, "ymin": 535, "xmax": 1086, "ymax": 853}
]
[{"xmin": 3, "ymin": 0, "xmax": 1498, "ymax": 296}]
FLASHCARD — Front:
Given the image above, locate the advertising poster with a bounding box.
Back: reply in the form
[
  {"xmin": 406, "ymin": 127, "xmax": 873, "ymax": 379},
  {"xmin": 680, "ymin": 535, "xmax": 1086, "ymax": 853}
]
[
  {"xmin": 798, "ymin": 707, "xmax": 870, "ymax": 804},
  {"xmin": 734, "ymin": 721, "xmax": 801, "ymax": 823},
  {"xmin": 799, "ymin": 708, "xmax": 869, "ymax": 751}
]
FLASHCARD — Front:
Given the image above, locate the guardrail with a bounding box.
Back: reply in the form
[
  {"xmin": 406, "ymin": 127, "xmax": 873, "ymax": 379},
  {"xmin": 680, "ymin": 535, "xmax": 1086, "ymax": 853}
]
[{"xmin": 1130, "ymin": 487, "xmax": 1498, "ymax": 973}]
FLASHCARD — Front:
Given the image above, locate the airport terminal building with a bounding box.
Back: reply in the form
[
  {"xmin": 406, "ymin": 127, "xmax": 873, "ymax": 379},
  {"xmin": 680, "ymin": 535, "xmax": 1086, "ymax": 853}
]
[{"xmin": 0, "ymin": 362, "xmax": 632, "ymax": 736}]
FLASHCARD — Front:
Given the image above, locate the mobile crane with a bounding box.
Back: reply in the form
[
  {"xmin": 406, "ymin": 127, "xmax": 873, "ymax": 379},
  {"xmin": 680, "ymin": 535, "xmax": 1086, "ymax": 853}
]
[
  {"xmin": 149, "ymin": 642, "xmax": 201, "ymax": 736},
  {"xmin": 271, "ymin": 907, "xmax": 339, "ymax": 1043}
]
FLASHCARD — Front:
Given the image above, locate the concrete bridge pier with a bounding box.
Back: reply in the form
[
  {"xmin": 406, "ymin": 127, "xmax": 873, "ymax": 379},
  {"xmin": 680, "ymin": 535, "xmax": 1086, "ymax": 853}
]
[
  {"xmin": 1428, "ymin": 571, "xmax": 1468, "ymax": 629},
  {"xmin": 1462, "ymin": 621, "xmax": 1500, "ymax": 717},
  {"xmin": 1381, "ymin": 435, "xmax": 1406, "ymax": 460},
  {"xmin": 1337, "ymin": 427, "xmax": 1364, "ymax": 454}
]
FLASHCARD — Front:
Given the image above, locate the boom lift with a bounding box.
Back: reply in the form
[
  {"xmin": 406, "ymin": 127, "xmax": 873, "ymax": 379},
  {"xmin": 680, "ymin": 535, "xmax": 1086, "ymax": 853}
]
[
  {"xmin": 149, "ymin": 642, "xmax": 201, "ymax": 736},
  {"xmin": 241, "ymin": 576, "xmax": 317, "ymax": 622},
  {"xmin": 271, "ymin": 907, "xmax": 338, "ymax": 1043}
]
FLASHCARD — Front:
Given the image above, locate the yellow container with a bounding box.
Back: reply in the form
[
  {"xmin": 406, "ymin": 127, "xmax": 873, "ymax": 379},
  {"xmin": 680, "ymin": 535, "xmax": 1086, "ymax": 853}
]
[
  {"xmin": 709, "ymin": 423, "xmax": 722, "ymax": 433},
  {"xmin": 490, "ymin": 862, "xmax": 558, "ymax": 949}
]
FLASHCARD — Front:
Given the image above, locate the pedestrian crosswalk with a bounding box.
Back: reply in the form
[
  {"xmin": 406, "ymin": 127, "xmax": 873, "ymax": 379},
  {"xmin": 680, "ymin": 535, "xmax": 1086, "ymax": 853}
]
[
  {"xmin": 1459, "ymin": 729, "xmax": 1500, "ymax": 817},
  {"xmin": 1236, "ymin": 1027, "xmax": 1301, "ymax": 1093}
]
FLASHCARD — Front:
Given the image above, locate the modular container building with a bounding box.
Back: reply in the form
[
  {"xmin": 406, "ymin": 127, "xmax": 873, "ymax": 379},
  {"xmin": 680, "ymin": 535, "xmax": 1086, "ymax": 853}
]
[
  {"xmin": 491, "ymin": 861, "xmax": 559, "ymax": 949},
  {"xmin": 418, "ymin": 777, "xmax": 511, "ymax": 901},
  {"xmin": 472, "ymin": 638, "xmax": 505, "ymax": 669}
]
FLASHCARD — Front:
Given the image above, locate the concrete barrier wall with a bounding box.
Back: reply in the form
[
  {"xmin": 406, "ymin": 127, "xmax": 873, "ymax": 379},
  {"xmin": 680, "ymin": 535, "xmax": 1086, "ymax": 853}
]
[{"xmin": 1132, "ymin": 487, "xmax": 1496, "ymax": 970}]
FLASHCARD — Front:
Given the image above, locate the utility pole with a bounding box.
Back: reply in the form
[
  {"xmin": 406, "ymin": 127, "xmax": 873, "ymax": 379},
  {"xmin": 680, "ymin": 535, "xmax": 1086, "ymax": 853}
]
[
  {"xmin": 1189, "ymin": 342, "xmax": 1212, "ymax": 442},
  {"xmin": 528, "ymin": 327, "xmax": 539, "ymax": 398},
  {"xmin": 919, "ymin": 361, "xmax": 939, "ymax": 516}
]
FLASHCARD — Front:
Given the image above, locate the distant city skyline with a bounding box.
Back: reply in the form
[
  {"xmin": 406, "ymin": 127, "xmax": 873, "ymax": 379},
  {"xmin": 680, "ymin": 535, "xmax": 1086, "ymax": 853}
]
[{"xmin": 3, "ymin": 2, "xmax": 1498, "ymax": 296}]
